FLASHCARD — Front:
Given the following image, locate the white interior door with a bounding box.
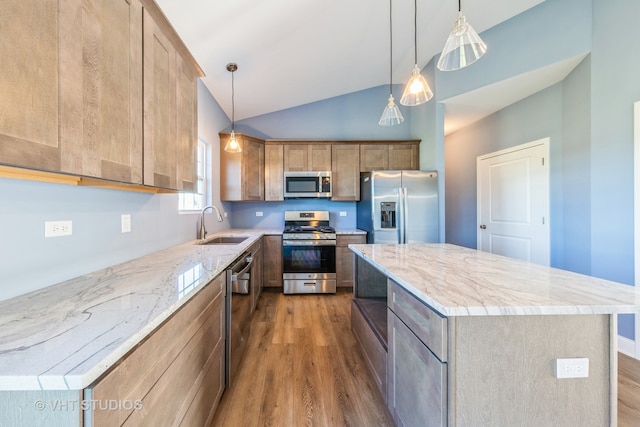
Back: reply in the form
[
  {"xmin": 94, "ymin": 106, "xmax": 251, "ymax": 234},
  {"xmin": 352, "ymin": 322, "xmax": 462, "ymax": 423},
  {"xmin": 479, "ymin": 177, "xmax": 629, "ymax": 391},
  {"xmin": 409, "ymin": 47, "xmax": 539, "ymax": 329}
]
[{"xmin": 477, "ymin": 139, "xmax": 550, "ymax": 265}]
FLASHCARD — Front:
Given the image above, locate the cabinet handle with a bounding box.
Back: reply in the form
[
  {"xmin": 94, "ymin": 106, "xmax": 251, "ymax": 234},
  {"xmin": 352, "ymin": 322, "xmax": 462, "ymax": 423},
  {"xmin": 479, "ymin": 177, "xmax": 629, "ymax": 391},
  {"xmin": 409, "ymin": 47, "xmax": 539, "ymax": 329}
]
[{"xmin": 479, "ymin": 224, "xmax": 486, "ymax": 229}]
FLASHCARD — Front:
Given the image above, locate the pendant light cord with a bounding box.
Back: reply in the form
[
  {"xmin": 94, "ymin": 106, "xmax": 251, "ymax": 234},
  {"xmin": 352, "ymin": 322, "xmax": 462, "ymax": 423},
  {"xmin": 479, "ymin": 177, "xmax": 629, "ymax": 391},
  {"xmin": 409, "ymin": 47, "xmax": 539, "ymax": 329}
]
[
  {"xmin": 389, "ymin": 0, "xmax": 393, "ymax": 95},
  {"xmin": 413, "ymin": 0, "xmax": 417, "ymax": 64},
  {"xmin": 231, "ymin": 70, "xmax": 235, "ymax": 131},
  {"xmin": 458, "ymin": 0, "xmax": 461, "ymax": 12}
]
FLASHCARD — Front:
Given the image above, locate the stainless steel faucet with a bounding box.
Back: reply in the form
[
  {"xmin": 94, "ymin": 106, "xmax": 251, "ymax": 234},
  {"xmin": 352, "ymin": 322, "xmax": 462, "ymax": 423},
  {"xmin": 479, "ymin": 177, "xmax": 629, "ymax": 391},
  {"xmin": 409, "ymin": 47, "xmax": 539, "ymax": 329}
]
[{"xmin": 199, "ymin": 205, "xmax": 224, "ymax": 240}]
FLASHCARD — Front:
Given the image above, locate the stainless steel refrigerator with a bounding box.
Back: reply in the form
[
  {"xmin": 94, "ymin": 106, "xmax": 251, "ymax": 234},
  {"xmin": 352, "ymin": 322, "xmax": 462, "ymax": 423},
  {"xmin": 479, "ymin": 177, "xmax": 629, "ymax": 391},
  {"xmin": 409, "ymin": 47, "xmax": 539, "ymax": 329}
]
[{"xmin": 357, "ymin": 170, "xmax": 439, "ymax": 244}]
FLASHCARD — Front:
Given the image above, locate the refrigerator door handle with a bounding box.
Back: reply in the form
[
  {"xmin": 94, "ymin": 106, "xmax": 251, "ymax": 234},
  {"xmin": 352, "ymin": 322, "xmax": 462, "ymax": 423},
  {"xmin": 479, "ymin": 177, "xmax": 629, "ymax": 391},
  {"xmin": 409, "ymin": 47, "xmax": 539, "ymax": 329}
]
[
  {"xmin": 399, "ymin": 187, "xmax": 407, "ymax": 244},
  {"xmin": 402, "ymin": 187, "xmax": 408, "ymax": 243}
]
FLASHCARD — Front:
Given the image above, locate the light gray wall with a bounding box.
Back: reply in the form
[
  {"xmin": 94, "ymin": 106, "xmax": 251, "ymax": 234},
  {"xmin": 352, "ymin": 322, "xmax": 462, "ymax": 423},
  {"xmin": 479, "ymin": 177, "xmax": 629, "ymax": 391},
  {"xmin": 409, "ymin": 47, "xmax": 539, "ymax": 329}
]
[
  {"xmin": 442, "ymin": 0, "xmax": 639, "ymax": 339},
  {"xmin": 0, "ymin": 81, "xmax": 230, "ymax": 301},
  {"xmin": 445, "ymin": 83, "xmax": 564, "ymax": 259},
  {"xmin": 590, "ymin": 0, "xmax": 640, "ymax": 338}
]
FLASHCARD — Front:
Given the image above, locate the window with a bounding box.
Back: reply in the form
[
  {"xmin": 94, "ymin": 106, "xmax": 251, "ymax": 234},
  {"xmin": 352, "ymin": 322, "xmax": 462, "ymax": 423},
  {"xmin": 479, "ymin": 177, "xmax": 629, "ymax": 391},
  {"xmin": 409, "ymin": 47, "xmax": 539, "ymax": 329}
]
[{"xmin": 179, "ymin": 138, "xmax": 209, "ymax": 211}]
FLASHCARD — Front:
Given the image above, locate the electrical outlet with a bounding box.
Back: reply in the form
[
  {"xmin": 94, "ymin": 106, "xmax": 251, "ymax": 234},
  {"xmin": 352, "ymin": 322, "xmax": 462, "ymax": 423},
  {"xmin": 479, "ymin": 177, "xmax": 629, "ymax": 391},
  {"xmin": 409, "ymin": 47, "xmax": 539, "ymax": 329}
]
[
  {"xmin": 45, "ymin": 220, "xmax": 73, "ymax": 238},
  {"xmin": 121, "ymin": 214, "xmax": 131, "ymax": 233},
  {"xmin": 256, "ymin": 211, "xmax": 263, "ymax": 217},
  {"xmin": 555, "ymin": 358, "xmax": 589, "ymax": 378},
  {"xmin": 339, "ymin": 211, "xmax": 347, "ymax": 217}
]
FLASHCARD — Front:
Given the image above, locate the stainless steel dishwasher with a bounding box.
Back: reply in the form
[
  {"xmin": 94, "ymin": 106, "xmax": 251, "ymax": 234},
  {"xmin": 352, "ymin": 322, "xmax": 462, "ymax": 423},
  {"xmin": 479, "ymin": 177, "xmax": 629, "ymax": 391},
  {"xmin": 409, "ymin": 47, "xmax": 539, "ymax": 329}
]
[{"xmin": 225, "ymin": 251, "xmax": 254, "ymax": 387}]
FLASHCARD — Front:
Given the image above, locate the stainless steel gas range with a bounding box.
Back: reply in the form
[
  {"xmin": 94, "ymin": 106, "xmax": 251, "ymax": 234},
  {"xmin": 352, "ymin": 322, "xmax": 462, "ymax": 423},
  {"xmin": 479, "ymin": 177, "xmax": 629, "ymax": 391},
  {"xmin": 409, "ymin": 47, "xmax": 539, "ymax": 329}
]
[{"xmin": 282, "ymin": 210, "xmax": 336, "ymax": 294}]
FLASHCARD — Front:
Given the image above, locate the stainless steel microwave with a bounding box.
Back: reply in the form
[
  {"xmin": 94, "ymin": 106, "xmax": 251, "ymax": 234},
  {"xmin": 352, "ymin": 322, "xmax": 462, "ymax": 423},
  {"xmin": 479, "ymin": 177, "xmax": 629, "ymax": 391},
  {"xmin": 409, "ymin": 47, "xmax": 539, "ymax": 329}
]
[{"xmin": 283, "ymin": 171, "xmax": 331, "ymax": 198}]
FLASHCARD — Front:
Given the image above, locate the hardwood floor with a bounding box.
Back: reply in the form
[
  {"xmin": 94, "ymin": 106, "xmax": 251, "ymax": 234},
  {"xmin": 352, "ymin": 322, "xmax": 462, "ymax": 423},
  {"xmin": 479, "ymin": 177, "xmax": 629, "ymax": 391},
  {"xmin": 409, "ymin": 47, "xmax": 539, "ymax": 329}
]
[
  {"xmin": 619, "ymin": 352, "xmax": 640, "ymax": 426},
  {"xmin": 211, "ymin": 290, "xmax": 392, "ymax": 426},
  {"xmin": 212, "ymin": 290, "xmax": 640, "ymax": 426}
]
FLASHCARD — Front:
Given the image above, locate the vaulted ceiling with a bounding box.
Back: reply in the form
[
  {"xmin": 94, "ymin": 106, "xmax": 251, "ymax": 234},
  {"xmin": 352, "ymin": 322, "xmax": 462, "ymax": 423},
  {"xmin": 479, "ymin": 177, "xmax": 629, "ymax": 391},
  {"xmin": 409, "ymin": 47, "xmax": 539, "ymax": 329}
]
[{"xmin": 156, "ymin": 0, "xmax": 560, "ymax": 133}]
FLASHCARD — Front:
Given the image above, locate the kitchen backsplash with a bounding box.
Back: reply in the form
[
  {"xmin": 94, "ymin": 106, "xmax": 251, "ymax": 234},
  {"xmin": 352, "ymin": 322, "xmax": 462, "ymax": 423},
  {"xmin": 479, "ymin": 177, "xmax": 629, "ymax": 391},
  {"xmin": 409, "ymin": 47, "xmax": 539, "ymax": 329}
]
[{"xmin": 224, "ymin": 200, "xmax": 357, "ymax": 229}]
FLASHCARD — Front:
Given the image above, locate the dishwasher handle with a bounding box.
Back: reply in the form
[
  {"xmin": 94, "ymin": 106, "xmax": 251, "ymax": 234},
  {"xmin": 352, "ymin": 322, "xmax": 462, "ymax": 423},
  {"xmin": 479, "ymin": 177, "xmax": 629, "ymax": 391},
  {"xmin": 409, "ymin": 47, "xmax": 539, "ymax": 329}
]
[{"xmin": 231, "ymin": 256, "xmax": 254, "ymax": 282}]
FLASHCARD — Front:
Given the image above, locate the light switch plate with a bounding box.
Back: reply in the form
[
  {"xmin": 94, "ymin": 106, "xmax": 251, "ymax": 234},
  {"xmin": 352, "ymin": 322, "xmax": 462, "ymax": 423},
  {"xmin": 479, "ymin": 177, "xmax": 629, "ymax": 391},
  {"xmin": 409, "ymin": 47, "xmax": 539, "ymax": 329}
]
[
  {"xmin": 339, "ymin": 211, "xmax": 347, "ymax": 217},
  {"xmin": 121, "ymin": 214, "xmax": 131, "ymax": 233},
  {"xmin": 256, "ymin": 212, "xmax": 263, "ymax": 217}
]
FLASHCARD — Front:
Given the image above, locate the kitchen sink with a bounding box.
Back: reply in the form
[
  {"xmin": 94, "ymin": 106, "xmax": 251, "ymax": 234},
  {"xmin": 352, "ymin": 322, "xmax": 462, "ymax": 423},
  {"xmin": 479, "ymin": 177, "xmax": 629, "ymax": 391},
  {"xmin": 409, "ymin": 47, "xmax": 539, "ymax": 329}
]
[{"xmin": 197, "ymin": 236, "xmax": 249, "ymax": 245}]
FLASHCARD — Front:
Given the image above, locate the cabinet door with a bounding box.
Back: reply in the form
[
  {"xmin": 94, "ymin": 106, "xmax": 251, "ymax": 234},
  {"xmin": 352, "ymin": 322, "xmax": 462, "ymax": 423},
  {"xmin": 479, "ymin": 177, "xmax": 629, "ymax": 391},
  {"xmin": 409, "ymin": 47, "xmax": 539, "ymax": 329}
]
[
  {"xmin": 360, "ymin": 144, "xmax": 389, "ymax": 172},
  {"xmin": 331, "ymin": 144, "xmax": 360, "ymax": 201},
  {"xmin": 242, "ymin": 137, "xmax": 264, "ymax": 200},
  {"xmin": 0, "ymin": 1, "xmax": 63, "ymax": 172},
  {"xmin": 336, "ymin": 235, "xmax": 366, "ymax": 287},
  {"xmin": 62, "ymin": 0, "xmax": 144, "ymax": 182},
  {"xmin": 389, "ymin": 143, "xmax": 418, "ymax": 170},
  {"xmin": 283, "ymin": 144, "xmax": 308, "ymax": 171},
  {"xmin": 263, "ymin": 235, "xmax": 283, "ymax": 288},
  {"xmin": 265, "ymin": 144, "xmax": 284, "ymax": 201},
  {"xmin": 176, "ymin": 54, "xmax": 197, "ymax": 191},
  {"xmin": 143, "ymin": 9, "xmax": 177, "ymax": 189},
  {"xmin": 309, "ymin": 144, "xmax": 332, "ymax": 170},
  {"xmin": 252, "ymin": 243, "xmax": 263, "ymax": 313},
  {"xmin": 388, "ymin": 310, "xmax": 447, "ymax": 427}
]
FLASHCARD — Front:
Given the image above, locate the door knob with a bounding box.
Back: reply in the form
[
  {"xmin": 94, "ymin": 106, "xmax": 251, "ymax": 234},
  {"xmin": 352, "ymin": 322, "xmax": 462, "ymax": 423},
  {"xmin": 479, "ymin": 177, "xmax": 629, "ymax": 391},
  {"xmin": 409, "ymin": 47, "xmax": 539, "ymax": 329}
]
[{"xmin": 479, "ymin": 224, "xmax": 486, "ymax": 229}]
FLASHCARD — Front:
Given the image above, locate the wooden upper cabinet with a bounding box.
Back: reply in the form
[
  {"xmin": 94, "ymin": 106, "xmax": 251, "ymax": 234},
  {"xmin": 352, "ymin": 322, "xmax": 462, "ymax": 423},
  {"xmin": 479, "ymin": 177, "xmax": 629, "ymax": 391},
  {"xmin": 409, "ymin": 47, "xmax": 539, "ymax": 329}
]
[
  {"xmin": 360, "ymin": 144, "xmax": 389, "ymax": 172},
  {"xmin": 389, "ymin": 143, "xmax": 419, "ymax": 170},
  {"xmin": 0, "ymin": 0, "xmax": 66, "ymax": 172},
  {"xmin": 331, "ymin": 144, "xmax": 360, "ymax": 201},
  {"xmin": 0, "ymin": 0, "xmax": 200, "ymax": 190},
  {"xmin": 143, "ymin": 9, "xmax": 177, "ymax": 189},
  {"xmin": 284, "ymin": 144, "xmax": 331, "ymax": 171},
  {"xmin": 63, "ymin": 0, "xmax": 144, "ymax": 183},
  {"xmin": 361, "ymin": 141, "xmax": 420, "ymax": 172},
  {"xmin": 176, "ymin": 54, "xmax": 198, "ymax": 192},
  {"xmin": 265, "ymin": 144, "xmax": 284, "ymax": 201},
  {"xmin": 220, "ymin": 133, "xmax": 265, "ymax": 201},
  {"xmin": 142, "ymin": 3, "xmax": 202, "ymax": 191}
]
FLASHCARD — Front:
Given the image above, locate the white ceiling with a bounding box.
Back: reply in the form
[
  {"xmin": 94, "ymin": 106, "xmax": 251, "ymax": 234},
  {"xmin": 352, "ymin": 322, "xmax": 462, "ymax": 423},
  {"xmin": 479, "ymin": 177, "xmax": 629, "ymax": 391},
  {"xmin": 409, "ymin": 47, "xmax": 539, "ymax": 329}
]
[{"xmin": 156, "ymin": 0, "xmax": 554, "ymax": 132}]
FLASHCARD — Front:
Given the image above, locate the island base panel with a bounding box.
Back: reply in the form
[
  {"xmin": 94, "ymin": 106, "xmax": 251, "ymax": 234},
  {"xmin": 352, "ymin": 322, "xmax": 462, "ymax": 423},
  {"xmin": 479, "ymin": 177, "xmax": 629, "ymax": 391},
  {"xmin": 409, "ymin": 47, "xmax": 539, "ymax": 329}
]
[{"xmin": 448, "ymin": 314, "xmax": 611, "ymax": 426}]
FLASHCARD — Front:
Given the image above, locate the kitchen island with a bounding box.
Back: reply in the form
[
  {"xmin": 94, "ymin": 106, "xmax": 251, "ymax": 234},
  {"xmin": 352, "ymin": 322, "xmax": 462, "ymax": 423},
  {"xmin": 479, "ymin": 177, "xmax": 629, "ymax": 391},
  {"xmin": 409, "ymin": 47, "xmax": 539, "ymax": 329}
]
[{"xmin": 349, "ymin": 243, "xmax": 640, "ymax": 427}]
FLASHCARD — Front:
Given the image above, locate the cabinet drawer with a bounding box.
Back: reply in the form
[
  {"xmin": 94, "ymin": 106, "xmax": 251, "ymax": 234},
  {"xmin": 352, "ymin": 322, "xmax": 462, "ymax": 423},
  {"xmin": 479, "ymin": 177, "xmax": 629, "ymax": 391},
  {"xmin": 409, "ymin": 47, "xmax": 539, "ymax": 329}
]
[
  {"xmin": 336, "ymin": 235, "xmax": 366, "ymax": 246},
  {"xmin": 351, "ymin": 300, "xmax": 387, "ymax": 401},
  {"xmin": 387, "ymin": 279, "xmax": 447, "ymax": 362}
]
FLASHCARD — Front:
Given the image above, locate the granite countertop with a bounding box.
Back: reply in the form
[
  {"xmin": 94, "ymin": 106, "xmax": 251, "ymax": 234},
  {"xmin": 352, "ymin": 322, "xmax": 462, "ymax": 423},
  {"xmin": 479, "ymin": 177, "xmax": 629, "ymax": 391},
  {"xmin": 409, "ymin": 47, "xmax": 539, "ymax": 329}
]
[
  {"xmin": 0, "ymin": 229, "xmax": 278, "ymax": 391},
  {"xmin": 349, "ymin": 243, "xmax": 640, "ymax": 317}
]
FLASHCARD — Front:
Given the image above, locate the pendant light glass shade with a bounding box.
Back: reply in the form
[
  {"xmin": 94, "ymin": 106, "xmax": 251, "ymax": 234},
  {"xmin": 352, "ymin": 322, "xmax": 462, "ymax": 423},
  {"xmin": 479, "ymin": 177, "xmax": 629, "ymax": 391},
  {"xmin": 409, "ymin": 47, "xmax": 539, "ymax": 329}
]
[
  {"xmin": 224, "ymin": 130, "xmax": 241, "ymax": 153},
  {"xmin": 379, "ymin": 94, "xmax": 404, "ymax": 126},
  {"xmin": 400, "ymin": 0, "xmax": 433, "ymax": 107},
  {"xmin": 379, "ymin": 0, "xmax": 403, "ymax": 126},
  {"xmin": 437, "ymin": 11, "xmax": 487, "ymax": 71},
  {"xmin": 224, "ymin": 62, "xmax": 242, "ymax": 153},
  {"xmin": 400, "ymin": 65, "xmax": 433, "ymax": 106}
]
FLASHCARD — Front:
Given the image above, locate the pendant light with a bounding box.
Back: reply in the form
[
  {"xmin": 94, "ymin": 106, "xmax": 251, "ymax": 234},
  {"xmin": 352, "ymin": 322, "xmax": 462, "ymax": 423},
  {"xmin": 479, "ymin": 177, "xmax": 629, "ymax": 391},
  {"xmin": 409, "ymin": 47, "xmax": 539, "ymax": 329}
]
[
  {"xmin": 224, "ymin": 62, "xmax": 241, "ymax": 153},
  {"xmin": 400, "ymin": 0, "xmax": 433, "ymax": 106},
  {"xmin": 437, "ymin": 0, "xmax": 487, "ymax": 71},
  {"xmin": 379, "ymin": 0, "xmax": 404, "ymax": 126}
]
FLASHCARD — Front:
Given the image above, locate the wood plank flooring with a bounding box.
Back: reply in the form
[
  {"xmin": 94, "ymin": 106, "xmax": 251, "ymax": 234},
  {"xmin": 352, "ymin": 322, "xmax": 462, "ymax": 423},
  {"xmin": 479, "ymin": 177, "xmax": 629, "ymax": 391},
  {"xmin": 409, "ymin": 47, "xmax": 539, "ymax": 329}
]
[
  {"xmin": 619, "ymin": 352, "xmax": 640, "ymax": 426},
  {"xmin": 211, "ymin": 290, "xmax": 392, "ymax": 427},
  {"xmin": 212, "ymin": 290, "xmax": 640, "ymax": 426}
]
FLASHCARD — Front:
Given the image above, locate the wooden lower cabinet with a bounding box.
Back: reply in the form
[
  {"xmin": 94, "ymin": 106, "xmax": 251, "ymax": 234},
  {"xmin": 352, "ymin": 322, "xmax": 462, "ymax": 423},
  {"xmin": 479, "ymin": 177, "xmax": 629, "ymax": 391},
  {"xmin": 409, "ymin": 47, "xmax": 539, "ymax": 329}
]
[
  {"xmin": 262, "ymin": 235, "xmax": 282, "ymax": 288},
  {"xmin": 86, "ymin": 273, "xmax": 226, "ymax": 426},
  {"xmin": 249, "ymin": 239, "xmax": 263, "ymax": 314},
  {"xmin": 387, "ymin": 309, "xmax": 447, "ymax": 427},
  {"xmin": 336, "ymin": 234, "xmax": 366, "ymax": 288}
]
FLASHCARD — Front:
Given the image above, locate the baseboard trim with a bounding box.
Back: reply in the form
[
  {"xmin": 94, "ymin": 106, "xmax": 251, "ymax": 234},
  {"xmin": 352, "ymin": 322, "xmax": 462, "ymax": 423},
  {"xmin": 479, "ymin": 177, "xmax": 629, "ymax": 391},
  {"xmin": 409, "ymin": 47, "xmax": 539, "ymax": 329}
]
[{"xmin": 618, "ymin": 335, "xmax": 636, "ymax": 358}]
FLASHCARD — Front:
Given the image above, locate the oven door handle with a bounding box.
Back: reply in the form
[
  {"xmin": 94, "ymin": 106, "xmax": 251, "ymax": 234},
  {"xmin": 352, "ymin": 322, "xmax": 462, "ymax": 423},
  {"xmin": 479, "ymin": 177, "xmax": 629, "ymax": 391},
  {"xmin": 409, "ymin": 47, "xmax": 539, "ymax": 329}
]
[{"xmin": 282, "ymin": 240, "xmax": 336, "ymax": 246}]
